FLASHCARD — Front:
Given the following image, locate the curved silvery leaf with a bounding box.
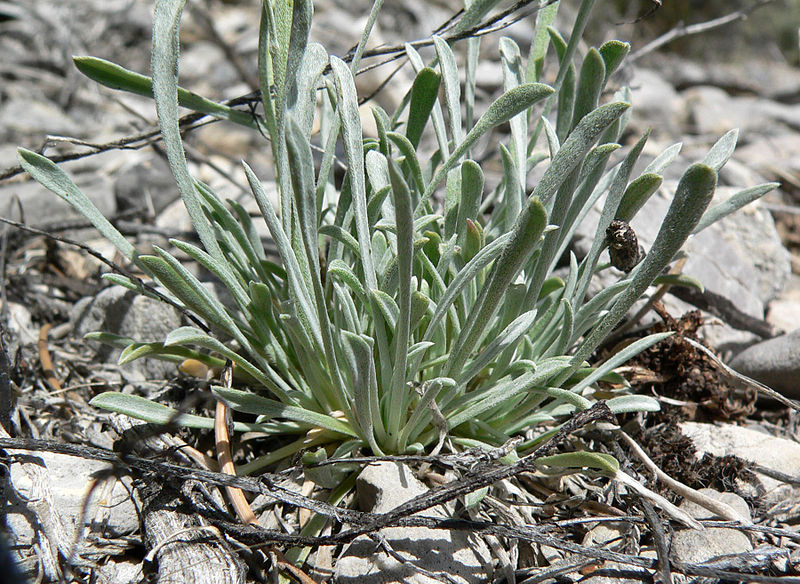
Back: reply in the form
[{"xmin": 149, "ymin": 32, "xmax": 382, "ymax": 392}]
[
  {"xmin": 565, "ymin": 163, "xmax": 718, "ymax": 381},
  {"xmin": 615, "ymin": 172, "xmax": 663, "ymax": 223},
  {"xmin": 152, "ymin": 0, "xmax": 223, "ymax": 264},
  {"xmin": 73, "ymin": 56, "xmax": 258, "ymax": 128},
  {"xmin": 405, "ymin": 68, "xmax": 440, "ymax": 150},
  {"xmin": 286, "ymin": 117, "xmax": 345, "ymax": 399},
  {"xmin": 598, "ymin": 40, "xmax": 630, "ymax": 82},
  {"xmin": 213, "ymin": 386, "xmax": 357, "ymax": 438},
  {"xmin": 606, "ymin": 395, "xmax": 660, "ymax": 414},
  {"xmin": 90, "ymin": 392, "xmax": 266, "ymax": 432},
  {"xmin": 500, "ymin": 36, "xmax": 527, "ymax": 195},
  {"xmin": 693, "ymin": 182, "xmax": 779, "ymax": 234},
  {"xmin": 644, "ymin": 142, "xmax": 682, "ymax": 174},
  {"xmin": 534, "ymin": 101, "xmax": 630, "ymax": 206},
  {"xmin": 572, "ymin": 48, "xmax": 605, "ymax": 130},
  {"xmin": 446, "ymin": 197, "xmax": 548, "ymax": 378},
  {"xmin": 17, "ymin": 149, "xmax": 138, "ymax": 266},
  {"xmin": 385, "ymin": 158, "xmax": 415, "ymax": 439},
  {"xmin": 703, "ymin": 128, "xmax": 738, "ymax": 172},
  {"xmin": 446, "ymin": 358, "xmax": 570, "ymax": 429},
  {"xmin": 433, "ymin": 36, "xmax": 463, "ymax": 147},
  {"xmin": 405, "ymin": 43, "xmax": 450, "ymax": 159},
  {"xmin": 526, "ymin": 1, "xmax": 559, "ymax": 82},
  {"xmin": 340, "ymin": 331, "xmax": 385, "ymax": 454},
  {"xmin": 243, "ymin": 162, "xmax": 322, "ymax": 351},
  {"xmin": 288, "ymin": 42, "xmax": 328, "ymax": 137},
  {"xmin": 420, "ymin": 83, "xmax": 555, "ymax": 211},
  {"xmin": 457, "ymin": 309, "xmax": 538, "ymax": 387},
  {"xmin": 455, "ymin": 160, "xmax": 485, "ymax": 248}
]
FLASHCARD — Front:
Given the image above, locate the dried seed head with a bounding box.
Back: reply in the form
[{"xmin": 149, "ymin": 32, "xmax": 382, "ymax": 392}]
[{"xmin": 606, "ymin": 219, "xmax": 644, "ymax": 273}]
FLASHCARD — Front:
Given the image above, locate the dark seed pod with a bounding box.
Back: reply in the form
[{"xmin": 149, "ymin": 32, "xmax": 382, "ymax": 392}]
[{"xmin": 606, "ymin": 219, "xmax": 644, "ymax": 273}]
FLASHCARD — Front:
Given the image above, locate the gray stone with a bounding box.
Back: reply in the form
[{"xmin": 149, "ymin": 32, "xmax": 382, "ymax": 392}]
[
  {"xmin": 680, "ymin": 422, "xmax": 800, "ymax": 506},
  {"xmin": 681, "ymin": 85, "xmax": 800, "ymax": 138},
  {"xmin": 734, "ymin": 133, "xmax": 800, "ymax": 182},
  {"xmin": 0, "ymin": 97, "xmax": 81, "ymax": 142},
  {"xmin": 729, "ymin": 329, "xmax": 800, "ymax": 399},
  {"xmin": 71, "ymin": 285, "xmax": 183, "ymax": 382},
  {"xmin": 114, "ymin": 155, "xmax": 180, "ymax": 216},
  {"xmin": 5, "ymin": 450, "xmax": 139, "ymax": 579},
  {"xmin": 4, "ymin": 302, "xmax": 38, "ymax": 355},
  {"xmin": 334, "ymin": 462, "xmax": 491, "ymax": 584},
  {"xmin": 767, "ymin": 274, "xmax": 800, "ymax": 333},
  {"xmin": 671, "ymin": 489, "xmax": 752, "ymax": 566},
  {"xmin": 628, "ymin": 68, "xmax": 683, "ymax": 139}
]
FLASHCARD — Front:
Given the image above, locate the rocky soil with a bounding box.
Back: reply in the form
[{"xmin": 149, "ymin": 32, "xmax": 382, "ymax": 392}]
[{"xmin": 2, "ymin": 1, "xmax": 800, "ymax": 583}]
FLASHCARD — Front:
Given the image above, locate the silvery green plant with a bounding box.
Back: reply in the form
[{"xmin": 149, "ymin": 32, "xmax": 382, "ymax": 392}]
[{"xmin": 17, "ymin": 0, "xmax": 776, "ymax": 477}]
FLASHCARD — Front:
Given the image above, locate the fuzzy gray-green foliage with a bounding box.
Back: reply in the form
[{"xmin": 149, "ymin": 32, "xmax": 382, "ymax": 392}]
[{"xmin": 19, "ymin": 0, "xmax": 776, "ymax": 472}]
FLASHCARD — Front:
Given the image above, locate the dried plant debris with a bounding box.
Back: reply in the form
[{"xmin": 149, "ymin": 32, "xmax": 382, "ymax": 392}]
[
  {"xmin": 606, "ymin": 219, "xmax": 645, "ymax": 273},
  {"xmin": 623, "ymin": 306, "xmax": 757, "ymax": 423},
  {"xmin": 633, "ymin": 421, "xmax": 763, "ymax": 505}
]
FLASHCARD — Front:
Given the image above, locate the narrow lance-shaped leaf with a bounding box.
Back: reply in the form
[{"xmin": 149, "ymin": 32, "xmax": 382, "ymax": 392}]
[
  {"xmin": 455, "ymin": 160, "xmax": 484, "ymax": 248},
  {"xmin": 405, "ymin": 67, "xmax": 440, "ymax": 150},
  {"xmin": 213, "ymin": 386, "xmax": 357, "ymax": 438},
  {"xmin": 286, "ymin": 117, "xmax": 344, "ymax": 405},
  {"xmin": 330, "ymin": 56, "xmax": 392, "ymax": 384},
  {"xmin": 243, "ymin": 162, "xmax": 323, "ymax": 350},
  {"xmin": 73, "ymin": 56, "xmax": 258, "ymax": 128},
  {"xmin": 693, "ymin": 182, "xmax": 778, "ymax": 234},
  {"xmin": 433, "ymin": 36, "xmax": 463, "ymax": 147},
  {"xmin": 385, "ymin": 158, "xmax": 415, "ymax": 443},
  {"xmin": 500, "ymin": 37, "xmax": 527, "ymax": 204},
  {"xmin": 446, "ymin": 197, "xmax": 548, "ymax": 378},
  {"xmin": 341, "ymin": 332, "xmax": 386, "ymax": 454},
  {"xmin": 561, "ymin": 163, "xmax": 718, "ymax": 384},
  {"xmin": 615, "ymin": 172, "xmax": 663, "ymax": 223},
  {"xmin": 405, "ymin": 43, "xmax": 451, "ymax": 160},
  {"xmin": 289, "ymin": 43, "xmax": 328, "ymax": 137},
  {"xmin": 284, "ymin": 0, "xmax": 313, "ymax": 112},
  {"xmin": 526, "ymin": 0, "xmax": 560, "ymax": 83},
  {"xmin": 387, "ymin": 132, "xmax": 425, "ymax": 194},
  {"xmin": 571, "ymin": 47, "xmax": 605, "ymax": 131},
  {"xmin": 17, "ymin": 148, "xmax": 138, "ymax": 265},
  {"xmin": 152, "ymin": 0, "xmax": 224, "ymax": 263},
  {"xmin": 555, "ymin": 62, "xmax": 576, "ymax": 142},
  {"xmin": 703, "ymin": 129, "xmax": 739, "ymax": 173},
  {"xmin": 533, "ymin": 101, "xmax": 630, "ymax": 206},
  {"xmin": 90, "ymin": 392, "xmax": 263, "ymax": 432},
  {"xmin": 499, "ymin": 144, "xmax": 522, "ymax": 232},
  {"xmin": 418, "ymin": 83, "xmax": 554, "ymax": 214},
  {"xmin": 457, "ymin": 309, "xmax": 538, "ymax": 387},
  {"xmin": 598, "ymin": 40, "xmax": 630, "ymax": 83}
]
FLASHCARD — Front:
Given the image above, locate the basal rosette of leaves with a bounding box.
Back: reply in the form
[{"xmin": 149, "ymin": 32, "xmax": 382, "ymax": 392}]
[{"xmin": 17, "ymin": 0, "xmax": 777, "ymax": 479}]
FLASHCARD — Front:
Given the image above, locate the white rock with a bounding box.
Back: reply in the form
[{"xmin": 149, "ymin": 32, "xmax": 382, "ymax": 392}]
[
  {"xmin": 334, "ymin": 462, "xmax": 492, "ymax": 584},
  {"xmin": 680, "ymin": 421, "xmax": 800, "ymax": 505},
  {"xmin": 670, "ymin": 489, "xmax": 752, "ymax": 565},
  {"xmin": 730, "ymin": 329, "xmax": 800, "ymax": 400},
  {"xmin": 6, "ymin": 450, "xmax": 139, "ymax": 579},
  {"xmin": 71, "ymin": 285, "xmax": 183, "ymax": 382}
]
